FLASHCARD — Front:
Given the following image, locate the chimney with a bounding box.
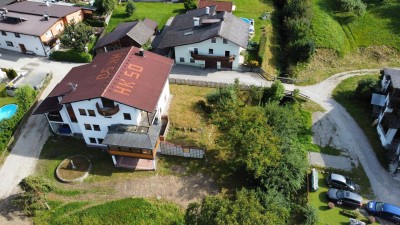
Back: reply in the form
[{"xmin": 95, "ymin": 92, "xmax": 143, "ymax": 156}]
[
  {"xmin": 43, "ymin": 14, "xmax": 49, "ymax": 20},
  {"xmin": 193, "ymin": 17, "xmax": 200, "ymax": 27},
  {"xmin": 3, "ymin": 8, "xmax": 7, "ymax": 14},
  {"xmin": 205, "ymin": 6, "xmax": 210, "ymax": 15},
  {"xmin": 139, "ymin": 48, "xmax": 144, "ymax": 56}
]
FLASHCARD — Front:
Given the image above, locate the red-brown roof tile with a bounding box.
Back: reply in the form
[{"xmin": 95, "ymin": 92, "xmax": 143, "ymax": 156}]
[
  {"xmin": 198, "ymin": 0, "xmax": 233, "ymax": 12},
  {"xmin": 48, "ymin": 47, "xmax": 173, "ymax": 112}
]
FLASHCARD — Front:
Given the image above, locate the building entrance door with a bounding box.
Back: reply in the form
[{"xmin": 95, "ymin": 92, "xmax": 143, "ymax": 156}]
[{"xmin": 19, "ymin": 44, "xmax": 26, "ymax": 53}]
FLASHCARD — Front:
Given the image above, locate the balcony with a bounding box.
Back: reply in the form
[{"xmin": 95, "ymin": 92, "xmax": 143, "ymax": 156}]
[
  {"xmin": 96, "ymin": 102, "xmax": 120, "ymax": 116},
  {"xmin": 190, "ymin": 51, "xmax": 236, "ymax": 62}
]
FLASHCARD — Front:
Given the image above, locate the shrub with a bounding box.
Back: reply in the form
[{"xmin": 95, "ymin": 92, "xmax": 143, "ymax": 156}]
[
  {"xmin": 125, "ymin": 0, "xmax": 135, "ymax": 16},
  {"xmin": 336, "ymin": 0, "xmax": 366, "ymax": 17},
  {"xmin": 2, "ymin": 68, "xmax": 18, "ymax": 80},
  {"xmin": 13, "ymin": 176, "xmax": 53, "ymax": 216},
  {"xmin": 184, "ymin": 0, "xmax": 196, "ymax": 10},
  {"xmin": 303, "ymin": 205, "xmax": 319, "ymax": 225},
  {"xmin": 288, "ymin": 38, "xmax": 316, "ymax": 63},
  {"xmin": 355, "ymin": 78, "xmax": 379, "ymax": 101},
  {"xmin": 94, "ymin": 0, "xmax": 114, "ymax": 15},
  {"xmin": 50, "ymin": 50, "xmax": 92, "ymax": 63},
  {"xmin": 249, "ymin": 60, "xmax": 260, "ymax": 67},
  {"xmin": 84, "ymin": 19, "xmax": 106, "ymax": 27}
]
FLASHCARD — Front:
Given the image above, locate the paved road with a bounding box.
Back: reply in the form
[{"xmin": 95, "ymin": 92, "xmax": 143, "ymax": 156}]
[{"xmin": 0, "ymin": 50, "xmax": 82, "ymax": 224}]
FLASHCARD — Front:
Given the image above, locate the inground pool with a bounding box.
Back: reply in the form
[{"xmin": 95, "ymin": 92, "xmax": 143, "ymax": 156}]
[{"xmin": 0, "ymin": 104, "xmax": 18, "ymax": 121}]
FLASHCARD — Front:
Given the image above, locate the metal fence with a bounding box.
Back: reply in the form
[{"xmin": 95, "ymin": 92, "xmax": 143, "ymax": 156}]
[{"xmin": 160, "ymin": 141, "xmax": 205, "ymax": 159}]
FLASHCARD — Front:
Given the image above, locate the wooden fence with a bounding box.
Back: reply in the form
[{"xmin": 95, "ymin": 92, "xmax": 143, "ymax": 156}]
[{"xmin": 168, "ymin": 78, "xmax": 266, "ymax": 90}]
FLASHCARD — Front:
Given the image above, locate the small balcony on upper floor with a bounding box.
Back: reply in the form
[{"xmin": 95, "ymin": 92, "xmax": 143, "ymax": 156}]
[{"xmin": 96, "ymin": 98, "xmax": 120, "ymax": 117}]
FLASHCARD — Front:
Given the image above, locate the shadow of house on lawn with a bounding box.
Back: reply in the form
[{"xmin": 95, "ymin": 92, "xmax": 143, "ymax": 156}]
[{"xmin": 0, "ymin": 194, "xmax": 30, "ymax": 223}]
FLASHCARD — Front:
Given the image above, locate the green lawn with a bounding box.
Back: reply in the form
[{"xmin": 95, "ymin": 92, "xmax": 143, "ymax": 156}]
[
  {"xmin": 107, "ymin": 2, "xmax": 185, "ymax": 33},
  {"xmin": 308, "ymin": 170, "xmax": 378, "ymax": 225},
  {"xmin": 34, "ymin": 198, "xmax": 184, "ymax": 225},
  {"xmin": 0, "ymin": 83, "xmax": 16, "ymax": 107},
  {"xmin": 311, "ymin": 0, "xmax": 400, "ymax": 54},
  {"xmin": 332, "ymin": 74, "xmax": 389, "ymax": 169}
]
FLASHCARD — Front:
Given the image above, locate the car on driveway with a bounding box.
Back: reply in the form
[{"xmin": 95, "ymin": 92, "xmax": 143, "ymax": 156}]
[
  {"xmin": 326, "ymin": 188, "xmax": 362, "ymax": 208},
  {"xmin": 326, "ymin": 173, "xmax": 356, "ymax": 192},
  {"xmin": 366, "ymin": 201, "xmax": 400, "ymax": 224}
]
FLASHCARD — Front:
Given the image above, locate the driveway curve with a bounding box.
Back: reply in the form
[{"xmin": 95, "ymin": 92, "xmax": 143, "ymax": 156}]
[{"xmin": 298, "ymin": 69, "xmax": 400, "ymax": 205}]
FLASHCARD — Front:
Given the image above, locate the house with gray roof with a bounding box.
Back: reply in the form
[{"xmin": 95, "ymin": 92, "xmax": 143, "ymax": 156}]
[
  {"xmin": 95, "ymin": 18, "xmax": 157, "ymax": 54},
  {"xmin": 155, "ymin": 6, "xmax": 249, "ymax": 70},
  {"xmin": 373, "ymin": 68, "xmax": 400, "ymax": 161},
  {"xmin": 0, "ymin": 1, "xmax": 83, "ymax": 56}
]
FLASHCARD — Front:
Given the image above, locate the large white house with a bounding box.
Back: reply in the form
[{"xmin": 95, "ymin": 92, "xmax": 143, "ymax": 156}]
[
  {"xmin": 34, "ymin": 47, "xmax": 174, "ymax": 170},
  {"xmin": 155, "ymin": 6, "xmax": 249, "ymax": 70},
  {"xmin": 0, "ymin": 1, "xmax": 83, "ymax": 56},
  {"xmin": 372, "ymin": 68, "xmax": 400, "ymax": 162}
]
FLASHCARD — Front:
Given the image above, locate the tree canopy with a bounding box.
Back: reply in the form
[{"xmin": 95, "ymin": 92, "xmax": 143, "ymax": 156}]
[
  {"xmin": 185, "ymin": 189, "xmax": 290, "ymax": 225},
  {"xmin": 94, "ymin": 0, "xmax": 114, "ymax": 14},
  {"xmin": 125, "ymin": 0, "xmax": 136, "ymax": 16},
  {"xmin": 60, "ymin": 21, "xmax": 94, "ymax": 53}
]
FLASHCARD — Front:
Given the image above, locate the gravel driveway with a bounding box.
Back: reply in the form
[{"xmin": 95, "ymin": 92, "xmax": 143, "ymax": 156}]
[
  {"xmin": 0, "ymin": 50, "xmax": 83, "ymax": 224},
  {"xmin": 298, "ymin": 69, "xmax": 400, "ymax": 205}
]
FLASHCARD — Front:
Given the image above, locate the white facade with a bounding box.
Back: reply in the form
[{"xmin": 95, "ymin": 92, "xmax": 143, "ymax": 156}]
[
  {"xmin": 174, "ymin": 36, "xmax": 243, "ymax": 70},
  {"xmin": 48, "ymin": 80, "xmax": 170, "ymax": 147},
  {"xmin": 0, "ymin": 31, "xmax": 47, "ymax": 56}
]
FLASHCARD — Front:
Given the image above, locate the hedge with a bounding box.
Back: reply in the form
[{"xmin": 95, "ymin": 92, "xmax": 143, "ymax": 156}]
[
  {"xmin": 84, "ymin": 19, "xmax": 106, "ymax": 27},
  {"xmin": 50, "ymin": 50, "xmax": 92, "ymax": 63}
]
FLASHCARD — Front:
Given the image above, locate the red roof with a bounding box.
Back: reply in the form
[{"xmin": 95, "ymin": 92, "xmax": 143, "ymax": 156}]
[
  {"xmin": 198, "ymin": 0, "xmax": 233, "ymax": 12},
  {"xmin": 49, "ymin": 47, "xmax": 173, "ymax": 112}
]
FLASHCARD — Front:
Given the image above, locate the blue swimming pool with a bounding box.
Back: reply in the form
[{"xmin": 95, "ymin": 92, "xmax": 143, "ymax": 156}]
[{"xmin": 0, "ymin": 104, "xmax": 18, "ymax": 121}]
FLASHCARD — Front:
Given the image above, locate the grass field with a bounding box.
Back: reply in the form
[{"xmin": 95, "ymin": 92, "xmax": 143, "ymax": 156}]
[
  {"xmin": 308, "ymin": 170, "xmax": 378, "ymax": 225},
  {"xmin": 167, "ymin": 84, "xmax": 215, "ymax": 148},
  {"xmin": 332, "ymin": 74, "xmax": 390, "ymax": 169},
  {"xmin": 107, "ymin": 2, "xmax": 185, "ymax": 33},
  {"xmin": 297, "ymin": 0, "xmax": 400, "ymax": 84},
  {"xmin": 34, "ymin": 198, "xmax": 184, "ymax": 225}
]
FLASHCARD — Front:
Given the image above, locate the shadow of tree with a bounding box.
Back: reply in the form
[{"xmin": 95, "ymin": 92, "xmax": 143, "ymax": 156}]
[{"xmin": 0, "ymin": 194, "xmax": 30, "ymax": 223}]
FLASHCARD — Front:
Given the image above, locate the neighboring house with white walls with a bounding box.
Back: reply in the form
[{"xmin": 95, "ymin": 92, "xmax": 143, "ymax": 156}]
[
  {"xmin": 34, "ymin": 47, "xmax": 174, "ymax": 170},
  {"xmin": 156, "ymin": 6, "xmax": 249, "ymax": 70},
  {"xmin": 0, "ymin": 1, "xmax": 83, "ymax": 56},
  {"xmin": 372, "ymin": 68, "xmax": 400, "ymax": 161}
]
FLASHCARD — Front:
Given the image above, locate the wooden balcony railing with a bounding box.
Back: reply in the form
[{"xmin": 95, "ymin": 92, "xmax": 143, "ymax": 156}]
[
  {"xmin": 96, "ymin": 102, "xmax": 120, "ymax": 116},
  {"xmin": 190, "ymin": 52, "xmax": 236, "ymax": 62}
]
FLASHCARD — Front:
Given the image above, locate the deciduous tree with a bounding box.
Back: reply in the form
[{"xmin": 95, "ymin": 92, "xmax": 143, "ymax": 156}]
[{"xmin": 61, "ymin": 21, "xmax": 94, "ymax": 53}]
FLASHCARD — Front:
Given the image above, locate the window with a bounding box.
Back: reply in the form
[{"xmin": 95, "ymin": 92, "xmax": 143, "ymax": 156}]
[
  {"xmin": 194, "ymin": 48, "xmax": 198, "ymax": 54},
  {"xmin": 223, "ymin": 39, "xmax": 228, "ymax": 44},
  {"xmin": 1, "ymin": 31, "xmax": 6, "ymax": 36},
  {"xmin": 211, "ymin": 37, "xmax": 216, "ymax": 43},
  {"xmin": 84, "ymin": 123, "xmax": 91, "ymax": 130},
  {"xmin": 190, "ymin": 58, "xmax": 195, "ymax": 63},
  {"xmin": 225, "ymin": 51, "xmax": 230, "ymax": 57},
  {"xmin": 88, "ymin": 109, "xmax": 95, "ymax": 117},
  {"xmin": 93, "ymin": 124, "xmax": 100, "ymax": 131},
  {"xmin": 66, "ymin": 103, "xmax": 77, "ymax": 122},
  {"xmin": 123, "ymin": 113, "xmax": 131, "ymax": 120},
  {"xmin": 97, "ymin": 138, "xmax": 104, "ymax": 144},
  {"xmin": 209, "ymin": 49, "xmax": 213, "ymax": 54},
  {"xmin": 6, "ymin": 41, "xmax": 13, "ymax": 47},
  {"xmin": 79, "ymin": 109, "xmax": 86, "ymax": 116},
  {"xmin": 89, "ymin": 137, "xmax": 96, "ymax": 143},
  {"xmin": 179, "ymin": 57, "xmax": 185, "ymax": 62},
  {"xmin": 14, "ymin": 33, "xmax": 20, "ymax": 38}
]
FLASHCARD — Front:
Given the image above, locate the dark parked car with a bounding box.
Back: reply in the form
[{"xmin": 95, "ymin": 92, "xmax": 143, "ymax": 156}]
[
  {"xmin": 326, "ymin": 188, "xmax": 362, "ymax": 208},
  {"xmin": 326, "ymin": 173, "xmax": 356, "ymax": 192},
  {"xmin": 367, "ymin": 201, "xmax": 400, "ymax": 224}
]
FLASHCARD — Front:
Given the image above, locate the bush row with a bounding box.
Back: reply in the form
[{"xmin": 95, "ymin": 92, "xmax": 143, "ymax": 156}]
[
  {"xmin": 274, "ymin": 0, "xmax": 315, "ymax": 77},
  {"xmin": 84, "ymin": 19, "xmax": 106, "ymax": 27},
  {"xmin": 50, "ymin": 50, "xmax": 92, "ymax": 63}
]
